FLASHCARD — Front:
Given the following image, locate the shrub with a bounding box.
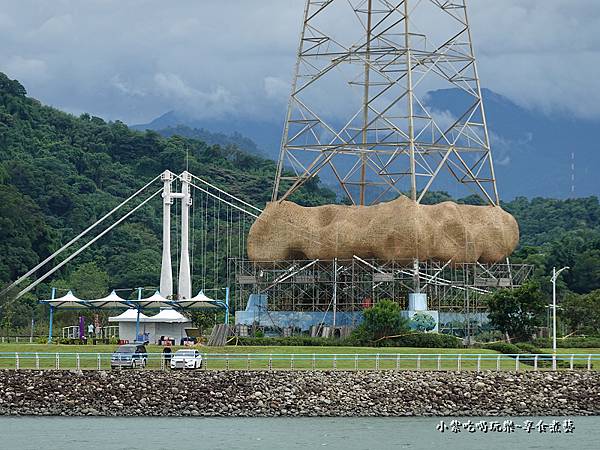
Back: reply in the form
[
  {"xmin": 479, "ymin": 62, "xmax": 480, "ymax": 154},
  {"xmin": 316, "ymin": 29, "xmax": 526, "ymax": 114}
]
[
  {"xmin": 515, "ymin": 342, "xmax": 542, "ymax": 354},
  {"xmin": 388, "ymin": 332, "xmax": 462, "ymax": 348},
  {"xmin": 352, "ymin": 299, "xmax": 410, "ymax": 344},
  {"xmin": 532, "ymin": 337, "xmax": 600, "ymax": 348},
  {"xmin": 487, "ymin": 282, "xmax": 546, "ymax": 342},
  {"xmin": 235, "ymin": 336, "xmax": 343, "ymax": 347},
  {"xmin": 483, "ymin": 342, "xmax": 521, "ymax": 354}
]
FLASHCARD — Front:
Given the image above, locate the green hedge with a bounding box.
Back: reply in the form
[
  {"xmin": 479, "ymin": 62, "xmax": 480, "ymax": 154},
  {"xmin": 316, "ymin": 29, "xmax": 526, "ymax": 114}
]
[
  {"xmin": 532, "ymin": 337, "xmax": 600, "ymax": 348},
  {"xmin": 234, "ymin": 336, "xmax": 345, "ymax": 347},
  {"xmin": 234, "ymin": 333, "xmax": 462, "ymax": 348},
  {"xmin": 483, "ymin": 342, "xmax": 521, "ymax": 354},
  {"xmin": 385, "ymin": 333, "xmax": 462, "ymax": 348}
]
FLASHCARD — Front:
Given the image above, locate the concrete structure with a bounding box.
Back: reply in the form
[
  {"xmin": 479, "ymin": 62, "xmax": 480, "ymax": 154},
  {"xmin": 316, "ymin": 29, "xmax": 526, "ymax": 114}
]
[{"xmin": 159, "ymin": 170, "xmax": 193, "ymax": 299}]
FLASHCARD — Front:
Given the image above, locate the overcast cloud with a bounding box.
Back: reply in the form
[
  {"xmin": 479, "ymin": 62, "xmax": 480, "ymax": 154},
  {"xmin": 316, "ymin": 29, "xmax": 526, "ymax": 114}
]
[{"xmin": 0, "ymin": 0, "xmax": 598, "ymax": 124}]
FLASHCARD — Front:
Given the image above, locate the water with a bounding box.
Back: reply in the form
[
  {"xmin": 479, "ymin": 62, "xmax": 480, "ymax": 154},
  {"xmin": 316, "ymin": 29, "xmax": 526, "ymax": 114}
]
[{"xmin": 0, "ymin": 417, "xmax": 597, "ymax": 450}]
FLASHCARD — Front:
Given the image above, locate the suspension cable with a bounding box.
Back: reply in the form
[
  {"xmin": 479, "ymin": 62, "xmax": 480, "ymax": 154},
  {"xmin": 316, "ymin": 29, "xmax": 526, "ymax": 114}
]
[
  {"xmin": 14, "ymin": 187, "xmax": 164, "ymax": 300},
  {"xmin": 188, "ymin": 172, "xmax": 262, "ymax": 213},
  {"xmin": 185, "ymin": 179, "xmax": 260, "ymax": 218},
  {"xmin": 1, "ymin": 174, "xmax": 161, "ymax": 296}
]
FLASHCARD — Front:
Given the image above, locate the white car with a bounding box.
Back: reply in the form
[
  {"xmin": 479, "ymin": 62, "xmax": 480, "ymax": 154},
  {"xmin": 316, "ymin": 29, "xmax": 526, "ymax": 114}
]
[{"xmin": 170, "ymin": 349, "xmax": 203, "ymax": 370}]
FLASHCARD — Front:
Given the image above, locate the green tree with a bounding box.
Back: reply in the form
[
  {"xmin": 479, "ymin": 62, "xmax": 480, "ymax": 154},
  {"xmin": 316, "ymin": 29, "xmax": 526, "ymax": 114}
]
[
  {"xmin": 561, "ymin": 290, "xmax": 600, "ymax": 336},
  {"xmin": 486, "ymin": 282, "xmax": 547, "ymax": 342},
  {"xmin": 68, "ymin": 262, "xmax": 110, "ymax": 299},
  {"xmin": 355, "ymin": 299, "xmax": 409, "ymax": 343}
]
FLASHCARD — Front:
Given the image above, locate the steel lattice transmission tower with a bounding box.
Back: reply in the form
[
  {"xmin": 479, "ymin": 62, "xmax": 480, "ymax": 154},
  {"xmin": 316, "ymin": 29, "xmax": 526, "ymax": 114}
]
[{"xmin": 272, "ymin": 0, "xmax": 499, "ymax": 206}]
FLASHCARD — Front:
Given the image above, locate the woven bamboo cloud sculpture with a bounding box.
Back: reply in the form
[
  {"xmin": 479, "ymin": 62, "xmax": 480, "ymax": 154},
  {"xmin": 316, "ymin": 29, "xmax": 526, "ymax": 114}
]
[{"xmin": 247, "ymin": 196, "xmax": 519, "ymax": 264}]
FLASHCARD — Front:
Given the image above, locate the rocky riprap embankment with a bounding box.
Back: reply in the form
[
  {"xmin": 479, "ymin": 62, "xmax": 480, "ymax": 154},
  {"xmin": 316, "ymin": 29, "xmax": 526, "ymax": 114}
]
[{"xmin": 0, "ymin": 370, "xmax": 598, "ymax": 417}]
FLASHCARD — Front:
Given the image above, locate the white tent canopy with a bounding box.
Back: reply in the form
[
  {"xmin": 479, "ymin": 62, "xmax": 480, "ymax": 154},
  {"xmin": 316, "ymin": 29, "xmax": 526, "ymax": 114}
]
[
  {"xmin": 136, "ymin": 291, "xmax": 173, "ymax": 309},
  {"xmin": 87, "ymin": 290, "xmax": 131, "ymax": 309},
  {"xmin": 108, "ymin": 309, "xmax": 150, "ymax": 323},
  {"xmin": 176, "ymin": 290, "xmax": 222, "ymax": 310},
  {"xmin": 43, "ymin": 291, "xmax": 88, "ymax": 309},
  {"xmin": 147, "ymin": 309, "xmax": 190, "ymax": 323},
  {"xmin": 41, "ymin": 290, "xmax": 225, "ymax": 311}
]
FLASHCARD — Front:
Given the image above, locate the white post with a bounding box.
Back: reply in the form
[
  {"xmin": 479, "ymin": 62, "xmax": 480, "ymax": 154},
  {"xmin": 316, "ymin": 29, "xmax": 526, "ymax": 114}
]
[
  {"xmin": 496, "ymin": 355, "xmax": 500, "ymax": 371},
  {"xmin": 160, "ymin": 171, "xmax": 174, "ymax": 298},
  {"xmin": 552, "ymin": 267, "xmax": 557, "ymax": 370},
  {"xmin": 570, "ymin": 354, "xmax": 574, "ymax": 371},
  {"xmin": 76, "ymin": 353, "xmax": 80, "ymax": 371},
  {"xmin": 457, "ymin": 354, "xmax": 461, "ymax": 372},
  {"xmin": 178, "ymin": 171, "xmax": 192, "ymax": 300},
  {"xmin": 477, "ymin": 355, "xmax": 481, "ymax": 372},
  {"xmin": 437, "ymin": 354, "xmax": 441, "ymax": 371},
  {"xmin": 534, "ymin": 355, "xmax": 538, "ymax": 371},
  {"xmin": 35, "ymin": 352, "xmax": 40, "ymax": 370},
  {"xmin": 515, "ymin": 354, "xmax": 520, "ymax": 372},
  {"xmin": 97, "ymin": 354, "xmax": 101, "ymax": 370},
  {"xmin": 15, "ymin": 353, "xmax": 19, "ymax": 370}
]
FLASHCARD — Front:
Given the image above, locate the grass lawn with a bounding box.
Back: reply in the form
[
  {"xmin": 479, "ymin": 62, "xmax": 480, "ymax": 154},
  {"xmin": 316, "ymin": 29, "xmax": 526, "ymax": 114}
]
[
  {"xmin": 0, "ymin": 343, "xmax": 507, "ymax": 371},
  {"xmin": 1, "ymin": 343, "xmax": 597, "ymax": 371}
]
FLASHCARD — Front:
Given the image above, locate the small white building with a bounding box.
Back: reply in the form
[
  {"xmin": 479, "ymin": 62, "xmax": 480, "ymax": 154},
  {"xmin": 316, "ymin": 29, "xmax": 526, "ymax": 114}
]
[
  {"xmin": 109, "ymin": 308, "xmax": 192, "ymax": 344},
  {"xmin": 149, "ymin": 309, "xmax": 192, "ymax": 344}
]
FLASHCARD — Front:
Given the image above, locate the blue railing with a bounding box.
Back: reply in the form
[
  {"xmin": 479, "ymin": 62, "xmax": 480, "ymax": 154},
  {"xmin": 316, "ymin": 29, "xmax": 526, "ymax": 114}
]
[{"xmin": 0, "ymin": 352, "xmax": 598, "ymax": 372}]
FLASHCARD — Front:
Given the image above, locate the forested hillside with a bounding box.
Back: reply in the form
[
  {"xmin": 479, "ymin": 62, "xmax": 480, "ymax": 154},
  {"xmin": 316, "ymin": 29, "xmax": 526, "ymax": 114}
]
[
  {"xmin": 0, "ymin": 72, "xmax": 599, "ymax": 331},
  {"xmin": 0, "ymin": 72, "xmax": 334, "ymax": 322}
]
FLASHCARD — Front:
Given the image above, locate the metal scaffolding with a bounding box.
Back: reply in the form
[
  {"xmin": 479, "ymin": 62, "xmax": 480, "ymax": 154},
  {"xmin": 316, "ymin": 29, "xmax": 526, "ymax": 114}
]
[
  {"xmin": 273, "ymin": 0, "xmax": 498, "ymax": 206},
  {"xmin": 233, "ymin": 258, "xmax": 533, "ymax": 333}
]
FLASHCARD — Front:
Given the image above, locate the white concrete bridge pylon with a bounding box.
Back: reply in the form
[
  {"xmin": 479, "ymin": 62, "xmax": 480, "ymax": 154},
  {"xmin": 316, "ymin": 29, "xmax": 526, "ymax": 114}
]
[
  {"xmin": 160, "ymin": 170, "xmax": 174, "ymax": 298},
  {"xmin": 160, "ymin": 170, "xmax": 193, "ymax": 300},
  {"xmin": 4, "ymin": 169, "xmax": 262, "ymax": 302}
]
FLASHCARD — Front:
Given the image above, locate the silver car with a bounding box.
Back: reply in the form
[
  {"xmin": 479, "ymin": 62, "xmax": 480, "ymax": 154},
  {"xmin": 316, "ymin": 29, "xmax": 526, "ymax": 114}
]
[
  {"xmin": 170, "ymin": 349, "xmax": 203, "ymax": 370},
  {"xmin": 111, "ymin": 344, "xmax": 148, "ymax": 369}
]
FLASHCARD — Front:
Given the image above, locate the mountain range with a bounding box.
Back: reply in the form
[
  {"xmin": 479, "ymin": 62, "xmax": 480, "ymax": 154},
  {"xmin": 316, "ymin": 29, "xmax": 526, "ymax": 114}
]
[{"xmin": 134, "ymin": 88, "xmax": 600, "ymax": 200}]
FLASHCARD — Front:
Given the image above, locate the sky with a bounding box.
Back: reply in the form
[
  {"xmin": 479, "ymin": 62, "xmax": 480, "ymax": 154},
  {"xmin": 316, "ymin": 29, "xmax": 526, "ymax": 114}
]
[{"xmin": 0, "ymin": 0, "xmax": 599, "ymax": 125}]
